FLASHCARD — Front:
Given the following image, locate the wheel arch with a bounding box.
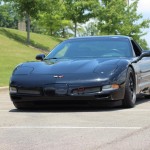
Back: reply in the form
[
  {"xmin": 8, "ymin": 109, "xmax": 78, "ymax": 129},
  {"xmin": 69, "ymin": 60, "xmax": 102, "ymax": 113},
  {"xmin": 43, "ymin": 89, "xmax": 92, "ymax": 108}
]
[
  {"xmin": 122, "ymin": 65, "xmax": 137, "ymax": 108},
  {"xmin": 127, "ymin": 64, "xmax": 137, "ymax": 93}
]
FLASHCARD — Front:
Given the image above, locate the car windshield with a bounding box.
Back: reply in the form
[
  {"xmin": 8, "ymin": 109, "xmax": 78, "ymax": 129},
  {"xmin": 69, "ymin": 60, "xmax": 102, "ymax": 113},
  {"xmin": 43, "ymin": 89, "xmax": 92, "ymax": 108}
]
[{"xmin": 45, "ymin": 37, "xmax": 133, "ymax": 59}]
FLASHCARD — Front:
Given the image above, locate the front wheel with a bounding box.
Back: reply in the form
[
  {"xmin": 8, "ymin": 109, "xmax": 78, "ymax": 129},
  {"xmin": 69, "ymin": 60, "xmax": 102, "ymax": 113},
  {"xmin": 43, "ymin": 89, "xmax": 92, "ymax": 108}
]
[{"xmin": 122, "ymin": 67, "xmax": 136, "ymax": 108}]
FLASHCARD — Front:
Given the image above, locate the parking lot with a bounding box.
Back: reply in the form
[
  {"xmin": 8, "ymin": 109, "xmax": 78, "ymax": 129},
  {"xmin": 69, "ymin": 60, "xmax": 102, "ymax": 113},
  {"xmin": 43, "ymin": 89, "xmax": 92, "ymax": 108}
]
[{"xmin": 1, "ymin": 88, "xmax": 150, "ymax": 150}]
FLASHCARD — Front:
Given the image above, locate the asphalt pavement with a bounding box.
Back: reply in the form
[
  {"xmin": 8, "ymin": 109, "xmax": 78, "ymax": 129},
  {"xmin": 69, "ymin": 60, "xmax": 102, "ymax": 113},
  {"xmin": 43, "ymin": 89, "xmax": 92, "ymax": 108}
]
[{"xmin": 1, "ymin": 88, "xmax": 150, "ymax": 150}]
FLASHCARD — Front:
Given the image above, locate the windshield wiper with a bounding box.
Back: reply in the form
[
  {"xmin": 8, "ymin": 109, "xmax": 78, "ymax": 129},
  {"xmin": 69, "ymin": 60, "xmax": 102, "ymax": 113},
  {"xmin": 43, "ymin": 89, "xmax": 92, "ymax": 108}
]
[{"xmin": 44, "ymin": 57, "xmax": 58, "ymax": 60}]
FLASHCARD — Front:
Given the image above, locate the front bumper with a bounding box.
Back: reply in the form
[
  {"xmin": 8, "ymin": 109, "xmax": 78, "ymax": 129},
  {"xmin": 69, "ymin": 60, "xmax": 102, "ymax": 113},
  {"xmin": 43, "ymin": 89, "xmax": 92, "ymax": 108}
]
[{"xmin": 10, "ymin": 83, "xmax": 125, "ymax": 103}]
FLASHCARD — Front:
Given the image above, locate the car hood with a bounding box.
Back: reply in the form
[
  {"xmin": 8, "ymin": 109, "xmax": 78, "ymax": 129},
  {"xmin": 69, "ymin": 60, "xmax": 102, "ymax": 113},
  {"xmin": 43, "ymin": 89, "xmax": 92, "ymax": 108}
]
[{"xmin": 17, "ymin": 58, "xmax": 123, "ymax": 75}]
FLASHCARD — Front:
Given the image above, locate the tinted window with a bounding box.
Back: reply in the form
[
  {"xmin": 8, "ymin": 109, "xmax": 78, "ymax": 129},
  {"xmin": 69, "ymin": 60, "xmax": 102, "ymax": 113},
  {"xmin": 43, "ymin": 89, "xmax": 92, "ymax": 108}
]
[
  {"xmin": 131, "ymin": 40, "xmax": 142, "ymax": 56},
  {"xmin": 45, "ymin": 38, "xmax": 133, "ymax": 59}
]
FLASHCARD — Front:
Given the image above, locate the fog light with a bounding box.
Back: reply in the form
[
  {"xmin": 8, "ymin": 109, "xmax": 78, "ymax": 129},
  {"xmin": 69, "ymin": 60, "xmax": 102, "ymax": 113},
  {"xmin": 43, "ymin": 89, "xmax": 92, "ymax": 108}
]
[
  {"xmin": 10, "ymin": 87, "xmax": 17, "ymax": 93},
  {"xmin": 102, "ymin": 84, "xmax": 119, "ymax": 90}
]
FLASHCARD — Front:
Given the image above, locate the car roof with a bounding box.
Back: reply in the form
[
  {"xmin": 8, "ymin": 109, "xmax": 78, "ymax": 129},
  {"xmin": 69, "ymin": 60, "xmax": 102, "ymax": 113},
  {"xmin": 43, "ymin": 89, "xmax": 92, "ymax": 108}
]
[{"xmin": 69, "ymin": 35, "xmax": 132, "ymax": 40}]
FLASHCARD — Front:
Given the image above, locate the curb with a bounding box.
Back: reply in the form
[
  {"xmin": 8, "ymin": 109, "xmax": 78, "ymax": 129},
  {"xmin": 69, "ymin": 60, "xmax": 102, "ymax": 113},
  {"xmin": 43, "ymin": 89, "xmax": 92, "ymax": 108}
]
[{"xmin": 0, "ymin": 86, "xmax": 9, "ymax": 91}]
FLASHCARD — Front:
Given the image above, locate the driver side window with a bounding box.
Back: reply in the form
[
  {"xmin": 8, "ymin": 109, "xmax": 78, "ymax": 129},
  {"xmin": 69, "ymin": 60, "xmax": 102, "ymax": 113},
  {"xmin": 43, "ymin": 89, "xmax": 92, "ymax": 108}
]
[{"xmin": 131, "ymin": 40, "xmax": 142, "ymax": 57}]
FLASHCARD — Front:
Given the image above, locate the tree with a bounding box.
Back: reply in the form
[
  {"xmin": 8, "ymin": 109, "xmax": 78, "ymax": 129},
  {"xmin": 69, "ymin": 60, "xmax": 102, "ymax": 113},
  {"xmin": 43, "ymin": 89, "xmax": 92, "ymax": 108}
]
[
  {"xmin": 79, "ymin": 21, "xmax": 100, "ymax": 36},
  {"xmin": 97, "ymin": 0, "xmax": 150, "ymax": 49},
  {"xmin": 0, "ymin": 2, "xmax": 18, "ymax": 28},
  {"xmin": 5, "ymin": 0, "xmax": 45, "ymax": 44},
  {"xmin": 64, "ymin": 0, "xmax": 99, "ymax": 37},
  {"xmin": 38, "ymin": 0, "xmax": 72, "ymax": 37}
]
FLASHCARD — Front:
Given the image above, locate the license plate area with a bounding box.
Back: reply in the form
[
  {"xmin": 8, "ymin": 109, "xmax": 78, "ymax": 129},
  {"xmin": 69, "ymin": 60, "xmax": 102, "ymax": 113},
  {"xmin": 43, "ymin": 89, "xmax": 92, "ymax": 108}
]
[{"xmin": 44, "ymin": 84, "xmax": 68, "ymax": 96}]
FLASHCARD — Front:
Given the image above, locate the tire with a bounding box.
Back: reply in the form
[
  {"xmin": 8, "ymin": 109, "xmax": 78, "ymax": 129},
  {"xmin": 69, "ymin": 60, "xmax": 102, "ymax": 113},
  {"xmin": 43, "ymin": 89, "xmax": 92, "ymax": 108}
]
[{"xmin": 122, "ymin": 67, "xmax": 136, "ymax": 108}]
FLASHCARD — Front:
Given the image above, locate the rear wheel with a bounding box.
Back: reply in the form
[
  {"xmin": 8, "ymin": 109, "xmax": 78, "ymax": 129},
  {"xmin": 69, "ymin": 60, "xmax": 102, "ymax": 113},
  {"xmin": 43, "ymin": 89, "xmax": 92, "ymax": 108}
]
[{"xmin": 122, "ymin": 67, "xmax": 136, "ymax": 108}]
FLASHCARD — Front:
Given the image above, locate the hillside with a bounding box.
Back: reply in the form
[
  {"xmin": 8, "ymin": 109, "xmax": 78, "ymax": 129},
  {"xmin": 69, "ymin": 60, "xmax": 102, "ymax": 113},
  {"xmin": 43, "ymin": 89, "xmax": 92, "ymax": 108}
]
[{"xmin": 0, "ymin": 28, "xmax": 64, "ymax": 86}]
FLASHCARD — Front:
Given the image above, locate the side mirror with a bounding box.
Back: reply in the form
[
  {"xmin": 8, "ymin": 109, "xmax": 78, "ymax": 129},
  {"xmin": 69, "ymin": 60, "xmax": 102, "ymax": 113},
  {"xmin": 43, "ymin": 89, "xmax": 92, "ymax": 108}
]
[
  {"xmin": 36, "ymin": 54, "xmax": 45, "ymax": 61},
  {"xmin": 132, "ymin": 51, "xmax": 150, "ymax": 63}
]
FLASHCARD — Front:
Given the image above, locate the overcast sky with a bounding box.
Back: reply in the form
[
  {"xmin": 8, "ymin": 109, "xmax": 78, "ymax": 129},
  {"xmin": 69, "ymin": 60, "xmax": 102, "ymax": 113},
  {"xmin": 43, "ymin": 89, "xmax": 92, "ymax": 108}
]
[{"xmin": 137, "ymin": 0, "xmax": 150, "ymax": 48}]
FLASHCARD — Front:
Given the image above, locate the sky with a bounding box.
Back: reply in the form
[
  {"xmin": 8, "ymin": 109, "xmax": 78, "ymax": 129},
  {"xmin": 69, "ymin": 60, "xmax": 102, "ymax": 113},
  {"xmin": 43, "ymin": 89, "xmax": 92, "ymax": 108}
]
[{"xmin": 137, "ymin": 0, "xmax": 150, "ymax": 48}]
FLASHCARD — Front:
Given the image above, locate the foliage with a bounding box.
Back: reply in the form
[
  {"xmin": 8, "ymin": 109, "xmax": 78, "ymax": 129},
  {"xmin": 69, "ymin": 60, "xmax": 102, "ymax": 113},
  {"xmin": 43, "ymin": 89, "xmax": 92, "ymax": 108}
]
[
  {"xmin": 64, "ymin": 0, "xmax": 100, "ymax": 37},
  {"xmin": 0, "ymin": 2, "xmax": 18, "ymax": 28},
  {"xmin": 98, "ymin": 0, "xmax": 150, "ymax": 49},
  {"xmin": 1, "ymin": 0, "xmax": 150, "ymax": 48},
  {"xmin": 79, "ymin": 21, "xmax": 100, "ymax": 36},
  {"xmin": 6, "ymin": 0, "xmax": 44, "ymax": 18},
  {"xmin": 37, "ymin": 0, "xmax": 72, "ymax": 37},
  {"xmin": 4, "ymin": 0, "xmax": 46, "ymax": 44}
]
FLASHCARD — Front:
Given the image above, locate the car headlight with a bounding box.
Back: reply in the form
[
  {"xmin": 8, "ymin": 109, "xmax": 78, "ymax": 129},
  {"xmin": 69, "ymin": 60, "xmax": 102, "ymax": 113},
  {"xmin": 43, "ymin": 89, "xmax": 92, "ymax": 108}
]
[{"xmin": 102, "ymin": 84, "xmax": 119, "ymax": 91}]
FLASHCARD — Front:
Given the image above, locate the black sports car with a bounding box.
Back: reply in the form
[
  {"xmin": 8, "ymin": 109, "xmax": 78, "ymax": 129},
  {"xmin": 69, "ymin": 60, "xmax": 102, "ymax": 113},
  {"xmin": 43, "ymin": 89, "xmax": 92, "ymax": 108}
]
[{"xmin": 9, "ymin": 35, "xmax": 150, "ymax": 109}]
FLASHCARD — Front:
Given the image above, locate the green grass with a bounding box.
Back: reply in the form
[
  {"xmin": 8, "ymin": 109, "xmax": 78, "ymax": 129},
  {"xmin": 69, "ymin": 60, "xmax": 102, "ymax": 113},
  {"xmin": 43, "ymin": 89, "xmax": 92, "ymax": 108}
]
[{"xmin": 0, "ymin": 28, "xmax": 64, "ymax": 86}]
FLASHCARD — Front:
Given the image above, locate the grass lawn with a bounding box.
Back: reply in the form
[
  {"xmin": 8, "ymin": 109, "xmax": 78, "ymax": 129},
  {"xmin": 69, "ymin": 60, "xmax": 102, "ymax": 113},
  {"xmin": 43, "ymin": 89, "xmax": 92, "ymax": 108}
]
[{"xmin": 0, "ymin": 28, "xmax": 63, "ymax": 86}]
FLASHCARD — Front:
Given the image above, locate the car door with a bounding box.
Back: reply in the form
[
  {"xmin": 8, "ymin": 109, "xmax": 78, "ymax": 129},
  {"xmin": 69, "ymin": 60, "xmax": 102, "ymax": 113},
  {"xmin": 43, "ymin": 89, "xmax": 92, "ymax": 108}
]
[{"xmin": 131, "ymin": 40, "xmax": 150, "ymax": 91}]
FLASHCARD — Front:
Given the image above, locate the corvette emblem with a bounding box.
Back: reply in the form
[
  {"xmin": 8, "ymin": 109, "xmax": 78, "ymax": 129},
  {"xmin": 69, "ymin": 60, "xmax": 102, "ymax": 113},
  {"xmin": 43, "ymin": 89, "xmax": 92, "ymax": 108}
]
[{"xmin": 53, "ymin": 75, "xmax": 64, "ymax": 78}]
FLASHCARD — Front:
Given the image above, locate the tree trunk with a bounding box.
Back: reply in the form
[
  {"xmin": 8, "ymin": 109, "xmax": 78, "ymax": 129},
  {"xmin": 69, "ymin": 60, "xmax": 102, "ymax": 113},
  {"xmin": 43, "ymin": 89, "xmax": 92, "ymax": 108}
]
[
  {"xmin": 62, "ymin": 28, "xmax": 66, "ymax": 38},
  {"xmin": 74, "ymin": 21, "xmax": 77, "ymax": 37},
  {"xmin": 26, "ymin": 14, "xmax": 30, "ymax": 44},
  {"xmin": 50, "ymin": 28, "xmax": 53, "ymax": 36}
]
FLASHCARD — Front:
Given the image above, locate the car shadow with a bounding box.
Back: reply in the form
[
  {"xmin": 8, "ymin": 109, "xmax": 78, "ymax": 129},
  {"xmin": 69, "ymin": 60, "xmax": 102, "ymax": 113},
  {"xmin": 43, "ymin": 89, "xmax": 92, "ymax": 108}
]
[
  {"xmin": 136, "ymin": 96, "xmax": 150, "ymax": 106},
  {"xmin": 9, "ymin": 105, "xmax": 122, "ymax": 113},
  {"xmin": 9, "ymin": 96, "xmax": 150, "ymax": 113}
]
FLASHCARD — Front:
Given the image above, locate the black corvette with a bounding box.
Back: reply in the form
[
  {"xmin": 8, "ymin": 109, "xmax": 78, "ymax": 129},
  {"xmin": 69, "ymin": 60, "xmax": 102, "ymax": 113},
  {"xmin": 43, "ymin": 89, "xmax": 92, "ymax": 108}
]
[{"xmin": 9, "ymin": 35, "xmax": 150, "ymax": 109}]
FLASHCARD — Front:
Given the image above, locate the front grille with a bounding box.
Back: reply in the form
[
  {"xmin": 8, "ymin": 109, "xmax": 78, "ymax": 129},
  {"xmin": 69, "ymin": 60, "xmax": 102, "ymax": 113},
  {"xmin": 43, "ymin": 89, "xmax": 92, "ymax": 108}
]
[
  {"xmin": 95, "ymin": 94, "xmax": 110, "ymax": 100},
  {"xmin": 17, "ymin": 89, "xmax": 41, "ymax": 95}
]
